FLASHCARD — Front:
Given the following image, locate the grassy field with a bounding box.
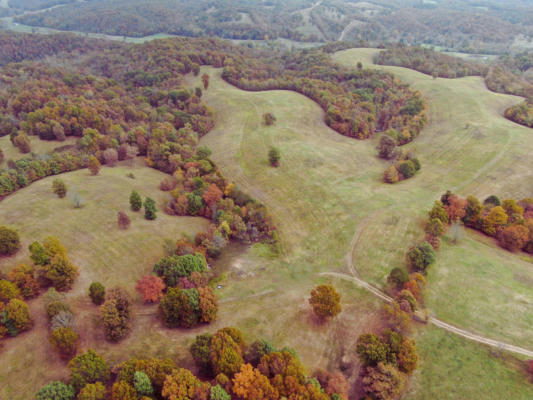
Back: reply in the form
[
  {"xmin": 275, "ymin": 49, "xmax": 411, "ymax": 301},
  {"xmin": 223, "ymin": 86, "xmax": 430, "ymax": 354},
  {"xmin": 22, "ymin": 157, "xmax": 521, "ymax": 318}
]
[{"xmin": 0, "ymin": 135, "xmax": 78, "ymax": 167}]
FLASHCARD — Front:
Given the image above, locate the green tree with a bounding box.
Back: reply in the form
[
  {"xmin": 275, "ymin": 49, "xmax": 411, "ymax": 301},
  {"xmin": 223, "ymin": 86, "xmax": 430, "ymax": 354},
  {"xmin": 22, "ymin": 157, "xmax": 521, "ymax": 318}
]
[
  {"xmin": 134, "ymin": 371, "xmax": 154, "ymax": 397},
  {"xmin": 52, "ymin": 178, "xmax": 68, "ymax": 198},
  {"xmin": 268, "ymin": 147, "xmax": 280, "ymax": 167},
  {"xmin": 210, "ymin": 384, "xmax": 231, "ymax": 400},
  {"xmin": 89, "ymin": 282, "xmax": 105, "ymax": 305},
  {"xmin": 144, "ymin": 197, "xmax": 157, "ymax": 220},
  {"xmin": 386, "ymin": 268, "xmax": 409, "ymax": 289},
  {"xmin": 4, "ymin": 298, "xmax": 32, "ymax": 332},
  {"xmin": 159, "ymin": 287, "xmax": 200, "ymax": 328},
  {"xmin": 356, "ymin": 333, "xmax": 389, "ymax": 367},
  {"xmin": 424, "ymin": 218, "xmax": 444, "ymax": 237},
  {"xmin": 377, "ymin": 134, "xmax": 397, "ymax": 160},
  {"xmin": 129, "ymin": 190, "xmax": 142, "ymax": 211},
  {"xmin": 407, "ymin": 241, "xmax": 436, "ymax": 272},
  {"xmin": 191, "ymin": 333, "xmax": 213, "ymax": 371},
  {"xmin": 0, "ymin": 279, "xmax": 20, "ymax": 302},
  {"xmin": 0, "ymin": 226, "xmax": 21, "ymax": 256},
  {"xmin": 35, "ymin": 381, "xmax": 75, "ymax": 400},
  {"xmin": 428, "ymin": 201, "xmax": 449, "ymax": 224},
  {"xmin": 69, "ymin": 350, "xmax": 111, "ymax": 393}
]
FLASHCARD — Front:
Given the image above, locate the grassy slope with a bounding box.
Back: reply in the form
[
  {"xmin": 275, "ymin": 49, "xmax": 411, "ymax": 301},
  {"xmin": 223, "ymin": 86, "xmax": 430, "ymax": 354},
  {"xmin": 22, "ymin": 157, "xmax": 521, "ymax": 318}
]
[
  {"xmin": 333, "ymin": 49, "xmax": 533, "ymax": 398},
  {"xmin": 0, "ymin": 162, "xmax": 211, "ymax": 399},
  {"xmin": 0, "ymin": 135, "xmax": 78, "ymax": 167}
]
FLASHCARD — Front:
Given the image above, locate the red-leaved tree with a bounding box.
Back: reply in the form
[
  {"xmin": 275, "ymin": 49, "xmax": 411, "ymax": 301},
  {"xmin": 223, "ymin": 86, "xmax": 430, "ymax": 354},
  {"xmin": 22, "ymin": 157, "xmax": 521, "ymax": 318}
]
[{"xmin": 135, "ymin": 276, "xmax": 165, "ymax": 303}]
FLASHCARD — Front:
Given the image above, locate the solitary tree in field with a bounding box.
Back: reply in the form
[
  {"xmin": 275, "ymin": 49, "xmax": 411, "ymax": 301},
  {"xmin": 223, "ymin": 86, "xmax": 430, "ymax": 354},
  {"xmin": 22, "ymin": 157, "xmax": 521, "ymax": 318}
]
[
  {"xmin": 268, "ymin": 147, "xmax": 280, "ymax": 167},
  {"xmin": 88, "ymin": 156, "xmax": 101, "ymax": 176},
  {"xmin": 309, "ymin": 284, "xmax": 341, "ymax": 320},
  {"xmin": 129, "ymin": 190, "xmax": 142, "ymax": 211},
  {"xmin": 52, "ymin": 179, "xmax": 67, "ymax": 198},
  {"xmin": 144, "ymin": 197, "xmax": 157, "ymax": 220},
  {"xmin": 263, "ymin": 112, "xmax": 276, "ymax": 126},
  {"xmin": 201, "ymin": 73, "xmax": 210, "ymax": 90},
  {"xmin": 117, "ymin": 211, "xmax": 131, "ymax": 229}
]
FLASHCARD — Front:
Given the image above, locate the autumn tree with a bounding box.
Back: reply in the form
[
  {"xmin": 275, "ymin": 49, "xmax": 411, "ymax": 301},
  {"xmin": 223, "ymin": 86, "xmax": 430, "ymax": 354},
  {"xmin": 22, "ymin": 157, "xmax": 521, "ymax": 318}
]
[
  {"xmin": 198, "ymin": 286, "xmax": 218, "ymax": 323},
  {"xmin": 50, "ymin": 327, "xmax": 79, "ymax": 359},
  {"xmin": 130, "ymin": 190, "xmax": 142, "ymax": 211},
  {"xmin": 387, "ymin": 268, "xmax": 409, "ymax": 289},
  {"xmin": 162, "ymin": 368, "xmax": 203, "ymax": 400},
  {"xmin": 89, "ymin": 282, "xmax": 105, "ymax": 305},
  {"xmin": 263, "ymin": 112, "xmax": 276, "ymax": 126},
  {"xmin": 0, "ymin": 279, "xmax": 20, "ymax": 302},
  {"xmin": 232, "ymin": 363, "xmax": 279, "ymax": 400},
  {"xmin": 209, "ymin": 329, "xmax": 245, "ymax": 377},
  {"xmin": 362, "ymin": 362, "xmax": 406, "ymax": 400},
  {"xmin": 201, "ymin": 73, "xmax": 210, "ymax": 90},
  {"xmin": 144, "ymin": 197, "xmax": 157, "ymax": 220},
  {"xmin": 309, "ymin": 284, "xmax": 341, "ymax": 320},
  {"xmin": 77, "ymin": 382, "xmax": 107, "ymax": 400},
  {"xmin": 135, "ymin": 276, "xmax": 165, "ymax": 303},
  {"xmin": 425, "ymin": 218, "xmax": 444, "ymax": 237},
  {"xmin": 101, "ymin": 287, "xmax": 132, "ymax": 342},
  {"xmin": 463, "ymin": 195, "xmax": 482, "ymax": 227},
  {"xmin": 8, "ymin": 264, "xmax": 40, "ymax": 299},
  {"xmin": 202, "ymin": 183, "xmax": 223, "ymax": 208},
  {"xmin": 14, "ymin": 133, "xmax": 31, "ymax": 153},
  {"xmin": 498, "ymin": 225, "xmax": 529, "ymax": 252},
  {"xmin": 87, "ymin": 156, "xmax": 101, "ymax": 176},
  {"xmin": 117, "ymin": 211, "xmax": 131, "ymax": 229},
  {"xmin": 397, "ymin": 338, "xmax": 418, "ymax": 374},
  {"xmin": 52, "ymin": 178, "xmax": 67, "ymax": 198},
  {"xmin": 103, "ymin": 148, "xmax": 118, "ymax": 166},
  {"xmin": 377, "ymin": 134, "xmax": 397, "ymax": 160},
  {"xmin": 69, "ymin": 350, "xmax": 111, "ymax": 392},
  {"xmin": 0, "ymin": 226, "xmax": 21, "ymax": 256},
  {"xmin": 444, "ymin": 195, "xmax": 467, "ymax": 222},
  {"xmin": 383, "ymin": 165, "xmax": 399, "ymax": 184},
  {"xmin": 159, "ymin": 287, "xmax": 200, "ymax": 328},
  {"xmin": 482, "ymin": 205, "xmax": 508, "ymax": 236},
  {"xmin": 111, "ymin": 380, "xmax": 137, "ymax": 400},
  {"xmin": 3, "ymin": 298, "xmax": 32, "ymax": 334}
]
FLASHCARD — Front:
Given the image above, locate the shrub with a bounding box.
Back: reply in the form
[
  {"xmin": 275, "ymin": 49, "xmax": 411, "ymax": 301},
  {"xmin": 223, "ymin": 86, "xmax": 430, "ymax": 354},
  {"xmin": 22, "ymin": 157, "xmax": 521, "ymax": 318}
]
[
  {"xmin": 88, "ymin": 282, "xmax": 105, "ymax": 305},
  {"xmin": 160, "ymin": 177, "xmax": 177, "ymax": 191},
  {"xmin": 309, "ymin": 284, "xmax": 342, "ymax": 319},
  {"xmin": 77, "ymin": 382, "xmax": 107, "ymax": 400},
  {"xmin": 263, "ymin": 112, "xmax": 276, "ymax": 126},
  {"xmin": 0, "ymin": 226, "xmax": 21, "ymax": 256},
  {"xmin": 103, "ymin": 148, "xmax": 118, "ymax": 166},
  {"xmin": 144, "ymin": 197, "xmax": 157, "ymax": 220},
  {"xmin": 87, "ymin": 156, "xmax": 101, "ymax": 176},
  {"xmin": 52, "ymin": 179, "xmax": 67, "ymax": 198},
  {"xmin": 134, "ymin": 371, "xmax": 154, "ymax": 397},
  {"xmin": 117, "ymin": 211, "xmax": 131, "ymax": 229},
  {"xmin": 69, "ymin": 350, "xmax": 111, "ymax": 392},
  {"xmin": 268, "ymin": 147, "xmax": 280, "ymax": 167},
  {"xmin": 407, "ymin": 241, "xmax": 436, "ymax": 272},
  {"xmin": 129, "ymin": 190, "xmax": 142, "ymax": 211},
  {"xmin": 50, "ymin": 327, "xmax": 79, "ymax": 359},
  {"xmin": 387, "ymin": 268, "xmax": 409, "ymax": 289},
  {"xmin": 35, "ymin": 381, "xmax": 75, "ymax": 400},
  {"xmin": 135, "ymin": 276, "xmax": 165, "ymax": 303},
  {"xmin": 0, "ymin": 279, "xmax": 20, "ymax": 302}
]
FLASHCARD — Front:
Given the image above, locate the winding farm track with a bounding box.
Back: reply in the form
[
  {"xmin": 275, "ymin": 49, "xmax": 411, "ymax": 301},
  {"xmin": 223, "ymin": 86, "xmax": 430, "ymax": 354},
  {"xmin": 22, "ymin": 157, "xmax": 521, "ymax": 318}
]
[{"xmin": 321, "ymin": 270, "xmax": 533, "ymax": 358}]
